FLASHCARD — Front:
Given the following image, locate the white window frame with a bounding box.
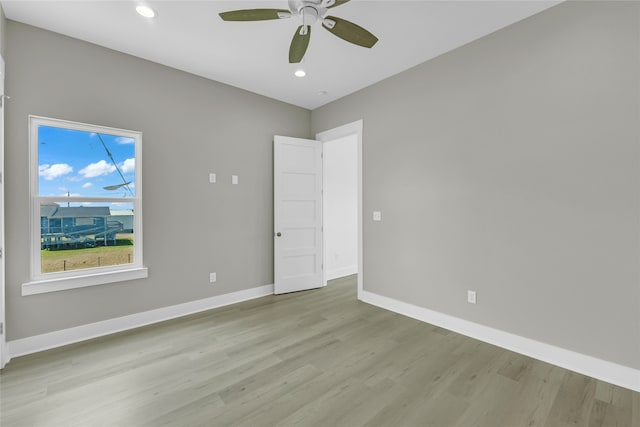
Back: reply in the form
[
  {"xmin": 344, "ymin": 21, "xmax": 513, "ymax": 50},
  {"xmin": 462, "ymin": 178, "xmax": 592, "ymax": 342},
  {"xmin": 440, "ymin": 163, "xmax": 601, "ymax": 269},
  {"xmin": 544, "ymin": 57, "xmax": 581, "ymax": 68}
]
[{"xmin": 22, "ymin": 116, "xmax": 147, "ymax": 296}]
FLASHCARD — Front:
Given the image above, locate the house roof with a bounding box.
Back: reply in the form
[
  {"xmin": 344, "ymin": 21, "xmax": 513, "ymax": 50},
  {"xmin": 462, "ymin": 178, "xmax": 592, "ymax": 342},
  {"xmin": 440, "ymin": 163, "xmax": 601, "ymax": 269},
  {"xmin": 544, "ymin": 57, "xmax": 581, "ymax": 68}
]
[
  {"xmin": 41, "ymin": 206, "xmax": 111, "ymax": 218},
  {"xmin": 40, "ymin": 204, "xmax": 59, "ymax": 218}
]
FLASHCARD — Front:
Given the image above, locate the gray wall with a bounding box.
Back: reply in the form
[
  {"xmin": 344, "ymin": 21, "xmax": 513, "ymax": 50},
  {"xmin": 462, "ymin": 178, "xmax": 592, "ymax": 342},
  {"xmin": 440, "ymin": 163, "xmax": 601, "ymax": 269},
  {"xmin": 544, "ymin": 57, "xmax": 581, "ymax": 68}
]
[
  {"xmin": 0, "ymin": 5, "xmax": 5, "ymax": 58},
  {"xmin": 5, "ymin": 21, "xmax": 310, "ymax": 340},
  {"xmin": 0, "ymin": 5, "xmax": 7, "ymax": 58},
  {"xmin": 312, "ymin": 1, "xmax": 640, "ymax": 369}
]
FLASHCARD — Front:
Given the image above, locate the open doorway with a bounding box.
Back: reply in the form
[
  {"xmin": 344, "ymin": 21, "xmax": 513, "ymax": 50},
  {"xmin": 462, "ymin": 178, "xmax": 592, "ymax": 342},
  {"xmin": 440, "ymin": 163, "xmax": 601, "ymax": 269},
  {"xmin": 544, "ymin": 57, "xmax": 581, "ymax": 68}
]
[
  {"xmin": 273, "ymin": 121, "xmax": 363, "ymax": 297},
  {"xmin": 316, "ymin": 120, "xmax": 363, "ymax": 299},
  {"xmin": 322, "ymin": 134, "xmax": 358, "ymax": 285}
]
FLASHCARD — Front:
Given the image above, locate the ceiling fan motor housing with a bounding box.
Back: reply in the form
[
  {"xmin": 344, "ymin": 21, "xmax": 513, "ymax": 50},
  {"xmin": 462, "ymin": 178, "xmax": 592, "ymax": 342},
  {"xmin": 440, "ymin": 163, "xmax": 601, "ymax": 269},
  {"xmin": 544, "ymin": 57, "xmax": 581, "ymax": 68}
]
[
  {"xmin": 288, "ymin": 0, "xmax": 331, "ymax": 19},
  {"xmin": 302, "ymin": 7, "xmax": 319, "ymax": 26}
]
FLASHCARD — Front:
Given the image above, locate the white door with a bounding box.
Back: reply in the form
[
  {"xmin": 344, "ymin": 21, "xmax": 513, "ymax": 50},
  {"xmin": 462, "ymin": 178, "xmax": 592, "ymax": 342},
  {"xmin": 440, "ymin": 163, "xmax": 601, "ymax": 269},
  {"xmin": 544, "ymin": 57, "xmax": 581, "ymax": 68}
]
[{"xmin": 274, "ymin": 136, "xmax": 323, "ymax": 294}]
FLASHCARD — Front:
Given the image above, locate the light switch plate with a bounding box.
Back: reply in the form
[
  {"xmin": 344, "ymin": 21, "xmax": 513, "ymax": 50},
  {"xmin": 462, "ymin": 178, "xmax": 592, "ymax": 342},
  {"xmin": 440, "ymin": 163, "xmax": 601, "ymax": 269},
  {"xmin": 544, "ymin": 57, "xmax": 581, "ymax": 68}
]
[
  {"xmin": 232, "ymin": 175, "xmax": 238, "ymax": 185},
  {"xmin": 467, "ymin": 290, "xmax": 477, "ymax": 304},
  {"xmin": 209, "ymin": 173, "xmax": 216, "ymax": 183},
  {"xmin": 373, "ymin": 211, "xmax": 382, "ymax": 221}
]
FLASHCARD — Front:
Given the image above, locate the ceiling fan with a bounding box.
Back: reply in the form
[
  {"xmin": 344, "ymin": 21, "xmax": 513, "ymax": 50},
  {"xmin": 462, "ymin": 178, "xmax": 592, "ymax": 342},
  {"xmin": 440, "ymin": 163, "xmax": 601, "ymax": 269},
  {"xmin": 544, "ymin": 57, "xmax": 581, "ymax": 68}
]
[{"xmin": 219, "ymin": 0, "xmax": 379, "ymax": 63}]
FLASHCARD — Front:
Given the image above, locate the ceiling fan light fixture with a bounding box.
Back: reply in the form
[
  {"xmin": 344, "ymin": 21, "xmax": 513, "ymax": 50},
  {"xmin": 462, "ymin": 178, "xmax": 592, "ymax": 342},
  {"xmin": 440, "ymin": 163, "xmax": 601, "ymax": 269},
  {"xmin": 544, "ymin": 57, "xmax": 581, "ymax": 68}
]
[
  {"xmin": 294, "ymin": 69, "xmax": 306, "ymax": 77},
  {"xmin": 136, "ymin": 5, "xmax": 156, "ymax": 18}
]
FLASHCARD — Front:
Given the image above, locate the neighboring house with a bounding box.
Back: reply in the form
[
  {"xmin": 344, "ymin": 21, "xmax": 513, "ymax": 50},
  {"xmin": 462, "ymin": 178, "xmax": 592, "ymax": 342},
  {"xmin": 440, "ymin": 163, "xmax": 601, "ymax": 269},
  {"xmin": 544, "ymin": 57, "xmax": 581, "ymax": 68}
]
[
  {"xmin": 40, "ymin": 204, "xmax": 123, "ymax": 249},
  {"xmin": 110, "ymin": 209, "xmax": 134, "ymax": 233}
]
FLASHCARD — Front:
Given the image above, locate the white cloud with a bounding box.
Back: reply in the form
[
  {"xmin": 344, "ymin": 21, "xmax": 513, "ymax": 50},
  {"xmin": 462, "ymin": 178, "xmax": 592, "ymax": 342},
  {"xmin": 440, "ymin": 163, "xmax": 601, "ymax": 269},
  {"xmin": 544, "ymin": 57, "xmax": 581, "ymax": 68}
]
[
  {"xmin": 79, "ymin": 160, "xmax": 116, "ymax": 178},
  {"xmin": 116, "ymin": 137, "xmax": 135, "ymax": 145},
  {"xmin": 121, "ymin": 158, "xmax": 135, "ymax": 173},
  {"xmin": 39, "ymin": 163, "xmax": 73, "ymax": 180},
  {"xmin": 82, "ymin": 182, "xmax": 93, "ymax": 189}
]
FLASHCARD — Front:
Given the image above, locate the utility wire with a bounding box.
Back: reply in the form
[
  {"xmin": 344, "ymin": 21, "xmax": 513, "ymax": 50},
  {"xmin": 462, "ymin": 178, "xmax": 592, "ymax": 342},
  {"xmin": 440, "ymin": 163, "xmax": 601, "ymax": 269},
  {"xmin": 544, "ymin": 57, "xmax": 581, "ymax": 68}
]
[{"xmin": 97, "ymin": 133, "xmax": 134, "ymax": 197}]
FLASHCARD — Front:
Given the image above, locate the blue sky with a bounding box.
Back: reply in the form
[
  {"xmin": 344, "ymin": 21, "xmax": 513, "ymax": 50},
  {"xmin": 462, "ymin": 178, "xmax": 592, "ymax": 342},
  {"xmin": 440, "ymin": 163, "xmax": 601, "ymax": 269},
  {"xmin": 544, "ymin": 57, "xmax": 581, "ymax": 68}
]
[{"xmin": 38, "ymin": 125, "xmax": 136, "ymax": 199}]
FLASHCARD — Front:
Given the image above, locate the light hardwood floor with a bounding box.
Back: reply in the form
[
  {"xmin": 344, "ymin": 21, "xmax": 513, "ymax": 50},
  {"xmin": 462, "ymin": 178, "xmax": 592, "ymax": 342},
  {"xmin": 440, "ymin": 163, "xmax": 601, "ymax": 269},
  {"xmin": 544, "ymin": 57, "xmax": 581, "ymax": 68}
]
[{"xmin": 1, "ymin": 275, "xmax": 638, "ymax": 426}]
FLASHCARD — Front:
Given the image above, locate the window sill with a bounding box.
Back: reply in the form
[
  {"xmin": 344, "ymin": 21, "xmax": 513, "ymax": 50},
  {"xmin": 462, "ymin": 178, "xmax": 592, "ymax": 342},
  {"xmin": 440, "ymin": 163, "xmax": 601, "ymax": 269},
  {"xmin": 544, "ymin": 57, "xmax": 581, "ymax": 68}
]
[{"xmin": 22, "ymin": 267, "xmax": 148, "ymax": 296}]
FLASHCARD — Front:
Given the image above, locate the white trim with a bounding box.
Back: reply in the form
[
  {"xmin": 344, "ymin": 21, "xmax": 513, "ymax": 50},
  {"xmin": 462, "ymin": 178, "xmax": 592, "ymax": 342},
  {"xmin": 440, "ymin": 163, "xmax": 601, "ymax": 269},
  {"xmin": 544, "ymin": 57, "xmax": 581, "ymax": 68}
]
[
  {"xmin": 22, "ymin": 267, "xmax": 149, "ymax": 296},
  {"xmin": 316, "ymin": 120, "xmax": 364, "ymax": 300},
  {"xmin": 360, "ymin": 290, "xmax": 640, "ymax": 392},
  {"xmin": 7, "ymin": 284, "xmax": 274, "ymax": 361},
  {"xmin": 326, "ymin": 265, "xmax": 358, "ymax": 281},
  {"xmin": 0, "ymin": 55, "xmax": 5, "ymax": 369},
  {"xmin": 28, "ymin": 115, "xmax": 144, "ymax": 289}
]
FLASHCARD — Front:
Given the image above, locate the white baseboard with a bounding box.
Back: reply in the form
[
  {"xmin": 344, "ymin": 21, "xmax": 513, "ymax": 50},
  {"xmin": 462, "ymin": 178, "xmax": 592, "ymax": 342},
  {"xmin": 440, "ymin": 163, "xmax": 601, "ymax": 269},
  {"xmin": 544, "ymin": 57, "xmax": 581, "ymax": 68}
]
[
  {"xmin": 7, "ymin": 285, "xmax": 638, "ymax": 392},
  {"xmin": 6, "ymin": 284, "xmax": 274, "ymax": 362},
  {"xmin": 360, "ymin": 290, "xmax": 640, "ymax": 392},
  {"xmin": 326, "ymin": 265, "xmax": 358, "ymax": 282}
]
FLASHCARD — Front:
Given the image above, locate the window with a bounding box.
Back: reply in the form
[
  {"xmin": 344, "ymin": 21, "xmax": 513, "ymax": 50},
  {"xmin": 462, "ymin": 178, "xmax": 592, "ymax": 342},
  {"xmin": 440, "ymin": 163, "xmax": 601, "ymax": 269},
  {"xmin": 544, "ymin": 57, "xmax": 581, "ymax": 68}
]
[{"xmin": 23, "ymin": 116, "xmax": 147, "ymax": 296}]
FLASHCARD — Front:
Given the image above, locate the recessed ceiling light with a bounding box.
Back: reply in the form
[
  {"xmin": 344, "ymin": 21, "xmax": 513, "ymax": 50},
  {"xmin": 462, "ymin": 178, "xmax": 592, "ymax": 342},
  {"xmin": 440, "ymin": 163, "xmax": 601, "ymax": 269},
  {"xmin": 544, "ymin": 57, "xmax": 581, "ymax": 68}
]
[
  {"xmin": 317, "ymin": 91, "xmax": 328, "ymax": 96},
  {"xmin": 136, "ymin": 5, "xmax": 156, "ymax": 18},
  {"xmin": 294, "ymin": 70, "xmax": 306, "ymax": 78}
]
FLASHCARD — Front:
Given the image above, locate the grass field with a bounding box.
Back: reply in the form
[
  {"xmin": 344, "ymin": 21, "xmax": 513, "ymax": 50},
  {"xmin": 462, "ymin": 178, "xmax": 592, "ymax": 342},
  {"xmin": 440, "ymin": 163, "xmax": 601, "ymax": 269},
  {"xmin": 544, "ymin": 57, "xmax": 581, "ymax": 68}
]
[{"xmin": 41, "ymin": 234, "xmax": 134, "ymax": 273}]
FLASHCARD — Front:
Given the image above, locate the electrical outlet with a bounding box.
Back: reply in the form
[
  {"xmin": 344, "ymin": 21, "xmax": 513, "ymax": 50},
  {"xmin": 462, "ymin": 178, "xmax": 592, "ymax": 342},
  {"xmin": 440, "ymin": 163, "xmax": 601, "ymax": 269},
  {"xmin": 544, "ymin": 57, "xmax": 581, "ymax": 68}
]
[
  {"xmin": 209, "ymin": 173, "xmax": 216, "ymax": 183},
  {"xmin": 373, "ymin": 211, "xmax": 382, "ymax": 221},
  {"xmin": 467, "ymin": 290, "xmax": 476, "ymax": 304},
  {"xmin": 232, "ymin": 175, "xmax": 238, "ymax": 185},
  {"xmin": 210, "ymin": 272, "xmax": 217, "ymax": 283}
]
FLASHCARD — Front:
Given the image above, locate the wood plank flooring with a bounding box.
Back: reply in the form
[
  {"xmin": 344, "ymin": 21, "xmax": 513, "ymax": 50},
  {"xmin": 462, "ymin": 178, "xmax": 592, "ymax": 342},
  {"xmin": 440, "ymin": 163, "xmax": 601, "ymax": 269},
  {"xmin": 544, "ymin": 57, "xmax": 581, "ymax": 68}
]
[{"xmin": 1, "ymin": 275, "xmax": 638, "ymax": 426}]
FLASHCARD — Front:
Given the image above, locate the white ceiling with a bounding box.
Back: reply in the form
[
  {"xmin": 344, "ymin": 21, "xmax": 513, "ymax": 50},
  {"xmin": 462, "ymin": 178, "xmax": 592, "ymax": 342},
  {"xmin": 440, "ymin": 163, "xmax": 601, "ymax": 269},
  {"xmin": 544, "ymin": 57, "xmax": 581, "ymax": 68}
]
[{"xmin": 1, "ymin": 0, "xmax": 560, "ymax": 109}]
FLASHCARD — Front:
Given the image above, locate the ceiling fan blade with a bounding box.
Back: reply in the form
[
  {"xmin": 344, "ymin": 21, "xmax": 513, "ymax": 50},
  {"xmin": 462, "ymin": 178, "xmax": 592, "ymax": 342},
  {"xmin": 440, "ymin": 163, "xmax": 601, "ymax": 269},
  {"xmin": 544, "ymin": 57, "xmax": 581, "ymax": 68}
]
[
  {"xmin": 322, "ymin": 16, "xmax": 378, "ymax": 48},
  {"xmin": 289, "ymin": 26, "xmax": 311, "ymax": 63},
  {"xmin": 103, "ymin": 182, "xmax": 132, "ymax": 191},
  {"xmin": 219, "ymin": 9, "xmax": 291, "ymax": 21},
  {"xmin": 327, "ymin": 0, "xmax": 351, "ymax": 9}
]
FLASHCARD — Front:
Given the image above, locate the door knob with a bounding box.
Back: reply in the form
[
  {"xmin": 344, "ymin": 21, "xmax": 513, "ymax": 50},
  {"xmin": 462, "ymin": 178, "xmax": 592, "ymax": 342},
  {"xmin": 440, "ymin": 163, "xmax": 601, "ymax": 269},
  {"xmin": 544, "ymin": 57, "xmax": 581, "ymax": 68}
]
[{"xmin": 276, "ymin": 232, "xmax": 282, "ymax": 237}]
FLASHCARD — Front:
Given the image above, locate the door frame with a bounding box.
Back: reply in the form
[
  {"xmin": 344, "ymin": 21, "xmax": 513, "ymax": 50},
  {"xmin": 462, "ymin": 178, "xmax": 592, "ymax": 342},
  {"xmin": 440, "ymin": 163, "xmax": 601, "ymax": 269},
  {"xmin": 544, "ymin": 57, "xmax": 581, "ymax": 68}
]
[
  {"xmin": 0, "ymin": 54, "xmax": 6, "ymax": 368},
  {"xmin": 315, "ymin": 120, "xmax": 363, "ymax": 299}
]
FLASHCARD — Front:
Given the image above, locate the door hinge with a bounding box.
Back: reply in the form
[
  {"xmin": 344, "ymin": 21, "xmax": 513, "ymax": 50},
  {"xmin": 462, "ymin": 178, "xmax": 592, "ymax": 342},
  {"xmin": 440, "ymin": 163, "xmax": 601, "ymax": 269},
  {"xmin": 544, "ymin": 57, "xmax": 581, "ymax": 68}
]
[
  {"xmin": 0, "ymin": 248, "xmax": 3, "ymax": 258},
  {"xmin": 321, "ymin": 263, "xmax": 323, "ymax": 270},
  {"xmin": 0, "ymin": 323, "xmax": 3, "ymax": 335}
]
